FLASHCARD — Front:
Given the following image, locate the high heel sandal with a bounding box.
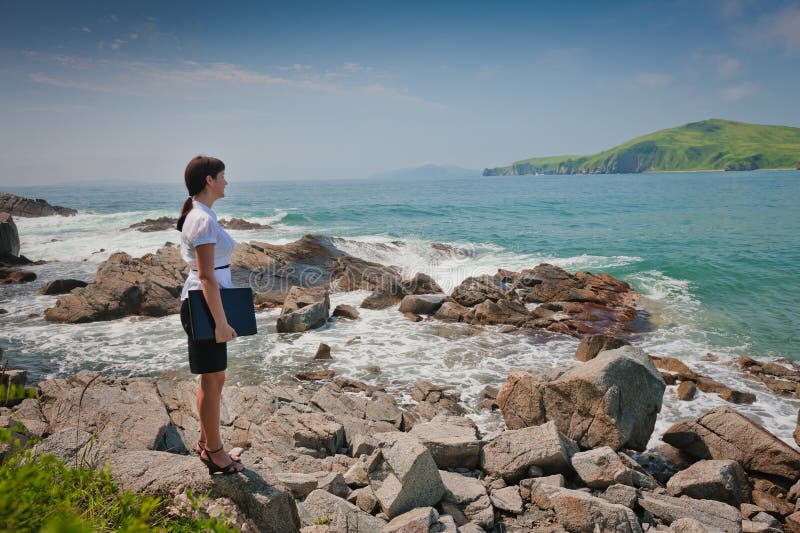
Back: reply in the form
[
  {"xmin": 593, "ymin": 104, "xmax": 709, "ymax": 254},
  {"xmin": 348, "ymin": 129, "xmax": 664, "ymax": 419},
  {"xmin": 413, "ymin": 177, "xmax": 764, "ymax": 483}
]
[
  {"xmin": 199, "ymin": 445, "xmax": 244, "ymax": 475},
  {"xmin": 196, "ymin": 440, "xmax": 241, "ymax": 463}
]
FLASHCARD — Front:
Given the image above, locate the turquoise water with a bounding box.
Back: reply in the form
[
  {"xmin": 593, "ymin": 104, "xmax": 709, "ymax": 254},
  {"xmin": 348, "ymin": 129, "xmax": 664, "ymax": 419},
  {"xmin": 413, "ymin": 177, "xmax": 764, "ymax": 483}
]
[{"xmin": 6, "ymin": 170, "xmax": 799, "ymax": 361}]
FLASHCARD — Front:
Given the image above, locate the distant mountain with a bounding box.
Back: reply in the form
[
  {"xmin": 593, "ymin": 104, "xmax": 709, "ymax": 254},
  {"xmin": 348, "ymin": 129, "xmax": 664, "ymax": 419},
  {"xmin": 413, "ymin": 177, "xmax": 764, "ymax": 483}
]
[
  {"xmin": 371, "ymin": 164, "xmax": 481, "ymax": 180},
  {"xmin": 484, "ymin": 119, "xmax": 800, "ymax": 176}
]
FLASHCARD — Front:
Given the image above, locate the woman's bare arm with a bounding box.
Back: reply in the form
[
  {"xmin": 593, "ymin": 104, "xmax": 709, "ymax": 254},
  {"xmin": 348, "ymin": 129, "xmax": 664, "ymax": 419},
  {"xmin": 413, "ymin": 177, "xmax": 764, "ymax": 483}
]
[{"xmin": 195, "ymin": 243, "xmax": 237, "ymax": 343}]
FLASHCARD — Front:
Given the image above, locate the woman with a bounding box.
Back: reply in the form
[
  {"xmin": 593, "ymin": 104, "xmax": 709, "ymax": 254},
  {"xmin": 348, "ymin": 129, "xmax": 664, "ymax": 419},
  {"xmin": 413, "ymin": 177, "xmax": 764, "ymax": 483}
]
[{"xmin": 177, "ymin": 155, "xmax": 244, "ymax": 475}]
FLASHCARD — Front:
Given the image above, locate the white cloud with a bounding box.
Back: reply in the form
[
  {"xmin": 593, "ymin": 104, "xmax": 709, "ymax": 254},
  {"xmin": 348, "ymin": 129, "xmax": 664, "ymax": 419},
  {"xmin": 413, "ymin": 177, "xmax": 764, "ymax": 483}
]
[
  {"xmin": 29, "ymin": 73, "xmax": 113, "ymax": 93},
  {"xmin": 716, "ymin": 55, "xmax": 740, "ymax": 77},
  {"xmin": 721, "ymin": 81, "xmax": 758, "ymax": 101},
  {"xmin": 634, "ymin": 72, "xmax": 673, "ymax": 88},
  {"xmin": 342, "ymin": 62, "xmax": 372, "ymax": 74},
  {"xmin": 81, "ymin": 26, "xmax": 91, "ymax": 33},
  {"xmin": 110, "ymin": 39, "xmax": 126, "ymax": 50},
  {"xmin": 754, "ymin": 4, "xmax": 800, "ymax": 52}
]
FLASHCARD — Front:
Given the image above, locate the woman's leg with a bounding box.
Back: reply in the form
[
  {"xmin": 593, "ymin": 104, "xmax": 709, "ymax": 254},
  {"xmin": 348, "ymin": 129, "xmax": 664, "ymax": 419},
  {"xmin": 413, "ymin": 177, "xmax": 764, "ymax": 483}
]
[{"xmin": 198, "ymin": 370, "xmax": 243, "ymax": 470}]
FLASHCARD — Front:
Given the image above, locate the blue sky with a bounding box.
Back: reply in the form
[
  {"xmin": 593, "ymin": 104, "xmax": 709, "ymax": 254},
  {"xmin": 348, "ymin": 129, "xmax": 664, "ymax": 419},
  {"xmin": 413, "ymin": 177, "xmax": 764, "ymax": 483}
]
[{"xmin": 1, "ymin": 0, "xmax": 799, "ymax": 184}]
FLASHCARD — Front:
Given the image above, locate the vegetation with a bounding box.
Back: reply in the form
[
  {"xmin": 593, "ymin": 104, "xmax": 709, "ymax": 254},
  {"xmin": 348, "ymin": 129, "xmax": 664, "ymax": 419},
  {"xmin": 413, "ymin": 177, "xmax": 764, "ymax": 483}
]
[
  {"xmin": 0, "ymin": 428, "xmax": 237, "ymax": 532},
  {"xmin": 483, "ymin": 118, "xmax": 800, "ymax": 175}
]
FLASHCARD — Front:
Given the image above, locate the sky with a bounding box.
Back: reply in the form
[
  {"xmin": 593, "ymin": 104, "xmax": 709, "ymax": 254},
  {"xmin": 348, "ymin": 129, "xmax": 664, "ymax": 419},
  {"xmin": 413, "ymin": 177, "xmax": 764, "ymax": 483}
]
[{"xmin": 1, "ymin": 0, "xmax": 799, "ymax": 185}]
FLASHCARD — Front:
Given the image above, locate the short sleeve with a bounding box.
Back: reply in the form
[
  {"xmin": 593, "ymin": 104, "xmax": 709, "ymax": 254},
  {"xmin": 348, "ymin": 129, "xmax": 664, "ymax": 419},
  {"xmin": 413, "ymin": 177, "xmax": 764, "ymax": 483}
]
[{"xmin": 191, "ymin": 216, "xmax": 217, "ymax": 247}]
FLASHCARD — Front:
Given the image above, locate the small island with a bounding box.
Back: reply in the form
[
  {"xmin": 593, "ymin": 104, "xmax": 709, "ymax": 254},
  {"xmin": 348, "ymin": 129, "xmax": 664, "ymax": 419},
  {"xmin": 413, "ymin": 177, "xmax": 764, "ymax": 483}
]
[{"xmin": 484, "ymin": 118, "xmax": 800, "ymax": 176}]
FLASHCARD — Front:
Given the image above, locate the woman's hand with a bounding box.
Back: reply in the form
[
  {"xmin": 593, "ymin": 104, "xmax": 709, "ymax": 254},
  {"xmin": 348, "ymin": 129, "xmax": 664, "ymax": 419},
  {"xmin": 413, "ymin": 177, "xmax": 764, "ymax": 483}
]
[{"xmin": 215, "ymin": 323, "xmax": 238, "ymax": 343}]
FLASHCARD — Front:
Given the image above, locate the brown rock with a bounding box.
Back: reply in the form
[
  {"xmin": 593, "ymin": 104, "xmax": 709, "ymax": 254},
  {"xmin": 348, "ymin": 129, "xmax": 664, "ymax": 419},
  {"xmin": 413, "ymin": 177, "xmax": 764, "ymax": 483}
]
[
  {"xmin": 402, "ymin": 273, "xmax": 443, "ymax": 295},
  {"xmin": 666, "ymin": 459, "xmax": 750, "ymax": 507},
  {"xmin": 649, "ymin": 356, "xmax": 700, "ymax": 381},
  {"xmin": 752, "ymin": 489, "xmax": 794, "ymax": 518},
  {"xmin": 786, "ymin": 512, "xmax": 800, "ymax": 533},
  {"xmin": 695, "ymin": 376, "xmax": 756, "ymax": 404},
  {"xmin": 0, "ymin": 267, "xmax": 36, "ymax": 284},
  {"xmin": 677, "ymin": 380, "xmax": 697, "ymax": 400},
  {"xmin": 314, "ymin": 343, "xmax": 332, "ymax": 360},
  {"xmin": 331, "ymin": 255, "xmax": 403, "ymax": 293},
  {"xmin": 332, "ymin": 304, "xmax": 359, "ymax": 319},
  {"xmin": 38, "ymin": 279, "xmax": 88, "ymax": 295},
  {"xmin": 296, "ymin": 369, "xmax": 335, "ymax": 381},
  {"xmin": 219, "ymin": 217, "xmax": 271, "ymax": 230},
  {"xmin": 480, "ymin": 421, "xmax": 578, "ymax": 481},
  {"xmin": 277, "ymin": 286, "xmax": 330, "ymax": 333},
  {"xmin": 662, "ymin": 405, "xmax": 800, "ymax": 482},
  {"xmin": 574, "ymin": 334, "xmax": 630, "ymax": 362},
  {"xmin": 403, "ymin": 312, "xmax": 422, "ymax": 322}
]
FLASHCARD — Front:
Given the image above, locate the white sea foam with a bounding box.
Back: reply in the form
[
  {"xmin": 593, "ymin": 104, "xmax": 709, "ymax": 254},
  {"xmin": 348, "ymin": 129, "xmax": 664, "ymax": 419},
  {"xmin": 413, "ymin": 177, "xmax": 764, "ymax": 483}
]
[{"xmin": 2, "ymin": 218, "xmax": 798, "ymax": 450}]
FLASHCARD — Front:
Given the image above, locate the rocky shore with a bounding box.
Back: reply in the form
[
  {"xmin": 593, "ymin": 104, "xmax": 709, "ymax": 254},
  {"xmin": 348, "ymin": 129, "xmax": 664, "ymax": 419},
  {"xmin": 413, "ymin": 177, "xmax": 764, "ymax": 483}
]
[{"xmin": 2, "ymin": 342, "xmax": 799, "ymax": 532}]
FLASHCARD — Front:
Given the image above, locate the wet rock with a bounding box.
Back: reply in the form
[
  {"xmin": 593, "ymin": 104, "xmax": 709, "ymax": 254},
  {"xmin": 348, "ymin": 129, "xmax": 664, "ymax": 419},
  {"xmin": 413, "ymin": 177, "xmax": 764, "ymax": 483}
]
[
  {"xmin": 677, "ymin": 380, "xmax": 697, "ymax": 400},
  {"xmin": 571, "ymin": 446, "xmax": 658, "ymax": 489},
  {"xmin": 403, "ymin": 312, "xmax": 422, "ymax": 322},
  {"xmin": 694, "ymin": 376, "xmax": 756, "ymax": 404},
  {"xmin": 574, "ymin": 334, "xmax": 630, "ymax": 362},
  {"xmin": 433, "ymin": 300, "xmax": 471, "ymax": 322},
  {"xmin": 219, "ymin": 217, "xmax": 271, "ymax": 230},
  {"xmin": 408, "ymin": 414, "xmax": 482, "ymax": 469},
  {"xmin": 481, "ymin": 421, "xmax": 578, "ymax": 481},
  {"xmin": 637, "ymin": 492, "xmax": 741, "ymax": 531},
  {"xmin": 331, "ymin": 255, "xmax": 403, "ymax": 292},
  {"xmin": 299, "ymin": 489, "xmax": 386, "ymax": 531},
  {"xmin": 314, "ymin": 343, "xmax": 332, "ymax": 360},
  {"xmin": 368, "ymin": 432, "xmax": 446, "ymax": 519},
  {"xmin": 439, "ymin": 470, "xmax": 494, "ymax": 530},
  {"xmin": 109, "ymin": 450, "xmax": 300, "ymax": 533},
  {"xmin": 398, "ymin": 293, "xmax": 446, "ymax": 315},
  {"xmin": 666, "ymin": 459, "xmax": 750, "ymax": 507},
  {"xmin": 296, "ymin": 369, "xmax": 335, "ymax": 381},
  {"xmin": 45, "ymin": 244, "xmax": 185, "ymax": 322},
  {"xmin": 0, "ymin": 192, "xmax": 77, "ymax": 217},
  {"xmin": 0, "ymin": 267, "xmax": 36, "ymax": 284},
  {"xmin": 127, "ymin": 216, "xmax": 177, "ymax": 232},
  {"xmin": 649, "ymin": 356, "xmax": 700, "ymax": 381},
  {"xmin": 470, "ymin": 298, "xmax": 532, "ymax": 327},
  {"xmin": 277, "ymin": 286, "xmax": 330, "ymax": 333},
  {"xmin": 38, "ymin": 278, "xmax": 88, "ymax": 295},
  {"xmin": 384, "ymin": 506, "xmax": 439, "ymax": 532},
  {"xmin": 662, "ymin": 405, "xmax": 800, "ymax": 483},
  {"xmin": 332, "ymin": 304, "xmax": 359, "ymax": 320},
  {"xmin": 402, "ymin": 272, "xmax": 443, "ymax": 295},
  {"xmin": 531, "ymin": 483, "xmax": 642, "ymax": 533},
  {"xmin": 498, "ymin": 346, "xmax": 665, "ymax": 451},
  {"xmin": 450, "ymin": 274, "xmax": 512, "ymax": 307},
  {"xmin": 0, "ymin": 213, "xmax": 20, "ymax": 256}
]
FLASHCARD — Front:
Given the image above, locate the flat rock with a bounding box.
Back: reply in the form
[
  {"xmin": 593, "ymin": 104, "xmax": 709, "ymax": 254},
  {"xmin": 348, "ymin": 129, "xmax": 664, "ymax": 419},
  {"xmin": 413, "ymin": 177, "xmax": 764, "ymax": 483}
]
[
  {"xmin": 498, "ymin": 346, "xmax": 666, "ymax": 451},
  {"xmin": 299, "ymin": 489, "xmax": 386, "ymax": 531},
  {"xmin": 491, "ymin": 485, "xmax": 523, "ymax": 514},
  {"xmin": 481, "ymin": 421, "xmax": 578, "ymax": 481},
  {"xmin": 662, "ymin": 405, "xmax": 800, "ymax": 482},
  {"xmin": 384, "ymin": 506, "xmax": 439, "ymax": 532},
  {"xmin": 666, "ymin": 459, "xmax": 750, "ymax": 507},
  {"xmin": 636, "ymin": 492, "xmax": 742, "ymax": 532},
  {"xmin": 408, "ymin": 414, "xmax": 482, "ymax": 469},
  {"xmin": 109, "ymin": 450, "xmax": 300, "ymax": 533}
]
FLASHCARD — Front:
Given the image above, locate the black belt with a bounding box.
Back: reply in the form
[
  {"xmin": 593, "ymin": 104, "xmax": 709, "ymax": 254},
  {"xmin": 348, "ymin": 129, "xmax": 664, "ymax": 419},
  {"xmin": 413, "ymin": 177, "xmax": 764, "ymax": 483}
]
[{"xmin": 191, "ymin": 264, "xmax": 230, "ymax": 272}]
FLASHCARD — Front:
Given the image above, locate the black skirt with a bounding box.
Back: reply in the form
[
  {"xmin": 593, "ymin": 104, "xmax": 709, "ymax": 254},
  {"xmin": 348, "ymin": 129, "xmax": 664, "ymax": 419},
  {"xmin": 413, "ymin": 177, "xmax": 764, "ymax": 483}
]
[{"xmin": 180, "ymin": 298, "xmax": 227, "ymax": 374}]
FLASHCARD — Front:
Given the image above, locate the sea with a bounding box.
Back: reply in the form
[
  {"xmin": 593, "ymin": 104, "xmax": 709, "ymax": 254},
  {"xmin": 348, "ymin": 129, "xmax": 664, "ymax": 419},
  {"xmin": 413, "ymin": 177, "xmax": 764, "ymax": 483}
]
[{"xmin": 1, "ymin": 170, "xmax": 799, "ymax": 449}]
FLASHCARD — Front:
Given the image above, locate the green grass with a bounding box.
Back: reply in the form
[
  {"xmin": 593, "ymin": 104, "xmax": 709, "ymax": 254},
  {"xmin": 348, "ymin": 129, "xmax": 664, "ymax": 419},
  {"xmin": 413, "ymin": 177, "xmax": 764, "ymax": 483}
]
[
  {"xmin": 484, "ymin": 118, "xmax": 800, "ymax": 175},
  {"xmin": 0, "ymin": 429, "xmax": 237, "ymax": 532}
]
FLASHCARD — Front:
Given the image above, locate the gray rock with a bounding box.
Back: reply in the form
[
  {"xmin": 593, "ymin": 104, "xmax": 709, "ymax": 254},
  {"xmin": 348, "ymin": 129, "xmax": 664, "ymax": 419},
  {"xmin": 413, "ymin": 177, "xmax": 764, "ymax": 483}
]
[
  {"xmin": 384, "ymin": 506, "xmax": 439, "ymax": 532},
  {"xmin": 662, "ymin": 405, "xmax": 800, "ymax": 483},
  {"xmin": 331, "ymin": 304, "xmax": 359, "ymax": 320},
  {"xmin": 439, "ymin": 470, "xmax": 494, "ymax": 530},
  {"xmin": 343, "ymin": 462, "xmax": 369, "ymax": 487},
  {"xmin": 600, "ymin": 484, "xmax": 639, "ymax": 509},
  {"xmin": 403, "ymin": 273, "xmax": 444, "ymax": 295},
  {"xmin": 275, "ymin": 472, "xmax": 319, "ymax": 499},
  {"xmin": 350, "ymin": 434, "xmax": 378, "ymax": 457},
  {"xmin": 0, "ymin": 192, "xmax": 77, "ymax": 217},
  {"xmin": 398, "ymin": 294, "xmax": 446, "ymax": 315},
  {"xmin": 481, "ymin": 421, "xmax": 578, "ymax": 481},
  {"xmin": 31, "ymin": 428, "xmax": 96, "ymax": 466},
  {"xmin": 491, "ymin": 485, "xmax": 523, "ymax": 514},
  {"xmin": 369, "ymin": 432, "xmax": 446, "ymax": 519},
  {"xmin": 531, "ymin": 483, "xmax": 643, "ymax": 533},
  {"xmin": 498, "ymin": 346, "xmax": 666, "ymax": 451},
  {"xmin": 671, "ymin": 518, "xmax": 710, "ymax": 533},
  {"xmin": 571, "ymin": 446, "xmax": 659, "ymax": 489},
  {"xmin": 458, "ymin": 524, "xmax": 487, "ymax": 533},
  {"xmin": 0, "ymin": 213, "xmax": 20, "ymax": 256},
  {"xmin": 109, "ymin": 450, "xmax": 300, "ymax": 533},
  {"xmin": 430, "ymin": 514, "xmax": 459, "ymax": 533},
  {"xmin": 346, "ymin": 485, "xmax": 379, "ymax": 513},
  {"xmin": 408, "ymin": 414, "xmax": 482, "ymax": 469},
  {"xmin": 313, "ymin": 471, "xmax": 350, "ymax": 499},
  {"xmin": 637, "ymin": 492, "xmax": 742, "ymax": 532},
  {"xmin": 299, "ymin": 489, "xmax": 386, "ymax": 531},
  {"xmin": 666, "ymin": 459, "xmax": 750, "ymax": 507},
  {"xmin": 38, "ymin": 279, "xmax": 88, "ymax": 295},
  {"xmin": 276, "ymin": 286, "xmax": 330, "ymax": 333}
]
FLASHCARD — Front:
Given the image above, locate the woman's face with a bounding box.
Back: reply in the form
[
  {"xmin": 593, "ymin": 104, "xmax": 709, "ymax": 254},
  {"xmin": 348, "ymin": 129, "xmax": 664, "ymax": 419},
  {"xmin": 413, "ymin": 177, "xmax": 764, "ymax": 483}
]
[{"xmin": 207, "ymin": 170, "xmax": 228, "ymax": 198}]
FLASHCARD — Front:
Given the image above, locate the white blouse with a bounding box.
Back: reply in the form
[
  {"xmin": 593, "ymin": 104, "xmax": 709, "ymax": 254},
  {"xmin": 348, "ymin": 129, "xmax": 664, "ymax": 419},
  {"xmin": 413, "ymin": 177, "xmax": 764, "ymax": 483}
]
[{"xmin": 179, "ymin": 199, "xmax": 235, "ymax": 300}]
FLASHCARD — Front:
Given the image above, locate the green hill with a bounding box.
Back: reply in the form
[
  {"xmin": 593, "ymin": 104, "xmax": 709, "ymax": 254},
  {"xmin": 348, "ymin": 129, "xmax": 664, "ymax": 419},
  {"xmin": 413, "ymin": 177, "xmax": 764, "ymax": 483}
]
[{"xmin": 483, "ymin": 119, "xmax": 800, "ymax": 176}]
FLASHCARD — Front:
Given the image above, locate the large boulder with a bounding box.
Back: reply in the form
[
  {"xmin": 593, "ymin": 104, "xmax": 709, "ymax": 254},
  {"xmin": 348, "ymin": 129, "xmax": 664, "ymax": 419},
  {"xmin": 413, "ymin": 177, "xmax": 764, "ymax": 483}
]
[
  {"xmin": 450, "ymin": 274, "xmax": 512, "ymax": 307},
  {"xmin": 497, "ymin": 346, "xmax": 666, "ymax": 451},
  {"xmin": 276, "ymin": 286, "xmax": 330, "ymax": 333},
  {"xmin": 636, "ymin": 492, "xmax": 742, "ymax": 532},
  {"xmin": 666, "ymin": 459, "xmax": 751, "ymax": 507},
  {"xmin": 38, "ymin": 279, "xmax": 88, "ymax": 295},
  {"xmin": 331, "ymin": 255, "xmax": 403, "ymax": 292},
  {"xmin": 570, "ymin": 447, "xmax": 658, "ymax": 489},
  {"xmin": 109, "ymin": 450, "xmax": 300, "ymax": 533},
  {"xmin": 368, "ymin": 432, "xmax": 446, "ymax": 519},
  {"xmin": 480, "ymin": 421, "xmax": 578, "ymax": 481},
  {"xmin": 0, "ymin": 192, "xmax": 77, "ymax": 217},
  {"xmin": 402, "ymin": 272, "xmax": 443, "ymax": 295},
  {"xmin": 0, "ymin": 213, "xmax": 20, "ymax": 256},
  {"xmin": 44, "ymin": 244, "xmax": 185, "ymax": 323},
  {"xmin": 662, "ymin": 405, "xmax": 800, "ymax": 483},
  {"xmin": 531, "ymin": 483, "xmax": 642, "ymax": 533},
  {"xmin": 408, "ymin": 415, "xmax": 482, "ymax": 469}
]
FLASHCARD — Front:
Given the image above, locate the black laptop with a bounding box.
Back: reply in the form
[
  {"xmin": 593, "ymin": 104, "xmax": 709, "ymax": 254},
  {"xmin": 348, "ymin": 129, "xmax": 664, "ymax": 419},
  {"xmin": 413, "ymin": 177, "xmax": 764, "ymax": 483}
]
[{"xmin": 187, "ymin": 288, "xmax": 258, "ymax": 341}]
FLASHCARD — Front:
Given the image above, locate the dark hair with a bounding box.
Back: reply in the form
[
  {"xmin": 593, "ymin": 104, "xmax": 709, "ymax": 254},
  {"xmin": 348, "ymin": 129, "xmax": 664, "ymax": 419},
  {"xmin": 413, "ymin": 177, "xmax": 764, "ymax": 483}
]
[{"xmin": 176, "ymin": 155, "xmax": 225, "ymax": 231}]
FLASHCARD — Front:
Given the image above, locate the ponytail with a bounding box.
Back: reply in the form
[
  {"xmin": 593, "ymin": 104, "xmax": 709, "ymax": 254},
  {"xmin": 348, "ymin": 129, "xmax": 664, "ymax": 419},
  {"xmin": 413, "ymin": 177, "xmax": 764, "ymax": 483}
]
[{"xmin": 176, "ymin": 155, "xmax": 225, "ymax": 231}]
